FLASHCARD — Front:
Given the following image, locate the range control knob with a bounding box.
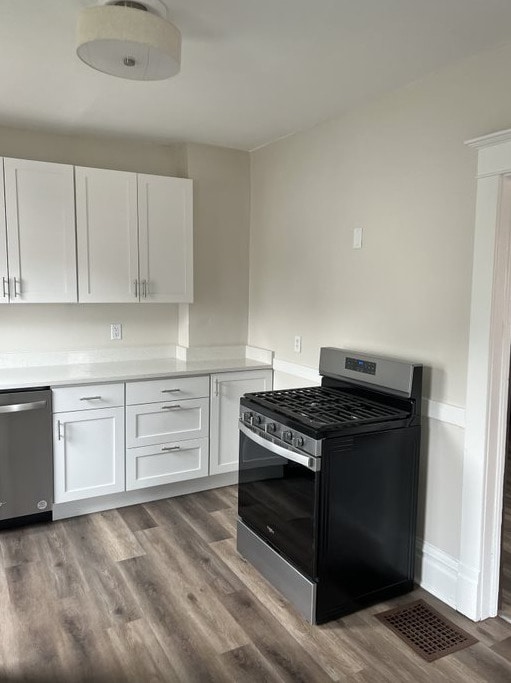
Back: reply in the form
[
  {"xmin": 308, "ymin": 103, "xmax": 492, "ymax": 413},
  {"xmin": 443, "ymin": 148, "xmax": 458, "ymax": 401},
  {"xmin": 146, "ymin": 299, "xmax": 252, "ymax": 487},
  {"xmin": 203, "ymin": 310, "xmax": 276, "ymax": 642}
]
[
  {"xmin": 243, "ymin": 412, "xmax": 253, "ymax": 423},
  {"xmin": 252, "ymin": 415, "xmax": 262, "ymax": 426},
  {"xmin": 294, "ymin": 436, "xmax": 304, "ymax": 448},
  {"xmin": 283, "ymin": 430, "xmax": 293, "ymax": 442},
  {"xmin": 266, "ymin": 423, "xmax": 277, "ymax": 434}
]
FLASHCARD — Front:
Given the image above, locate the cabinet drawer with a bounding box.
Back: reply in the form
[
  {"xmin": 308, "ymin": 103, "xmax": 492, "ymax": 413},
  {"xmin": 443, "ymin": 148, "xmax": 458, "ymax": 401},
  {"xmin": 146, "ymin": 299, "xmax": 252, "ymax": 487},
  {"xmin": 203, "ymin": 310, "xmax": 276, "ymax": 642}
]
[
  {"xmin": 126, "ymin": 437, "xmax": 208, "ymax": 490},
  {"xmin": 126, "ymin": 398, "xmax": 209, "ymax": 447},
  {"xmin": 126, "ymin": 376, "xmax": 209, "ymax": 405},
  {"xmin": 52, "ymin": 383, "xmax": 124, "ymax": 413}
]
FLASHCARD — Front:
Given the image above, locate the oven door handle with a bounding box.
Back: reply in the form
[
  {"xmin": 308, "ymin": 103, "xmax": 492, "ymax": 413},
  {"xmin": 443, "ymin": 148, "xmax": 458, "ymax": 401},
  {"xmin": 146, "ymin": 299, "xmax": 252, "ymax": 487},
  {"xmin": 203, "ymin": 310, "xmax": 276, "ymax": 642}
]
[{"xmin": 239, "ymin": 421, "xmax": 320, "ymax": 472}]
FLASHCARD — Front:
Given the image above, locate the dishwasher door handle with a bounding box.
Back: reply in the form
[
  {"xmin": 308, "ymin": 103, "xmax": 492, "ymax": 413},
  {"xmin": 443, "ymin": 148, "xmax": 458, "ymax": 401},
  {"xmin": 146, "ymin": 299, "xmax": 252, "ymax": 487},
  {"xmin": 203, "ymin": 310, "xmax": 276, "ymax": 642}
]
[{"xmin": 0, "ymin": 400, "xmax": 47, "ymax": 414}]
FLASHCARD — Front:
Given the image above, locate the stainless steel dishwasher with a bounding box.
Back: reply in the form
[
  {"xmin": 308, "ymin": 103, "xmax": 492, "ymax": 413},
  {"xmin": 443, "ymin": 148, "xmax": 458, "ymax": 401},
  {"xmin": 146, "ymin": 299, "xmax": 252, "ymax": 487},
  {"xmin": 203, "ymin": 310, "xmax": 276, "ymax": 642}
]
[{"xmin": 0, "ymin": 388, "xmax": 53, "ymax": 527}]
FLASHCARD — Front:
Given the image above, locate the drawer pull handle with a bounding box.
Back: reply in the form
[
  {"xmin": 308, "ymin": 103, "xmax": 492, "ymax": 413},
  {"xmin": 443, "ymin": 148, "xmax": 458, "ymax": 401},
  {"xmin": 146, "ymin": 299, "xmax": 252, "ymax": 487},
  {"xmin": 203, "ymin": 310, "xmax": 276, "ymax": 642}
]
[
  {"xmin": 161, "ymin": 404, "xmax": 181, "ymax": 410},
  {"xmin": 79, "ymin": 396, "xmax": 102, "ymax": 401},
  {"xmin": 161, "ymin": 389, "xmax": 181, "ymax": 393},
  {"xmin": 161, "ymin": 446, "xmax": 181, "ymax": 452}
]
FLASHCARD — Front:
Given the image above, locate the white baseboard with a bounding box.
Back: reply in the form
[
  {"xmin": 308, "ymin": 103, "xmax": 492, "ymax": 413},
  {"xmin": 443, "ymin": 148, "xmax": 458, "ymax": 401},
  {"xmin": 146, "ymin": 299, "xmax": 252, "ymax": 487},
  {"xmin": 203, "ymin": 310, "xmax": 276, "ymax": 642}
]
[
  {"xmin": 455, "ymin": 561, "xmax": 482, "ymax": 621},
  {"xmin": 416, "ymin": 539, "xmax": 459, "ymax": 609}
]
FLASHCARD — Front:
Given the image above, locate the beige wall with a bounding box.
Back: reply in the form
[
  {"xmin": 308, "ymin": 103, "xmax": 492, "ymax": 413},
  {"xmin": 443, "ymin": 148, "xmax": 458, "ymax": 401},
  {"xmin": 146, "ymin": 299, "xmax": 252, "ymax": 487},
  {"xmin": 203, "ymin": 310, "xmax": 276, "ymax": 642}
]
[
  {"xmin": 183, "ymin": 143, "xmax": 250, "ymax": 347},
  {"xmin": 0, "ymin": 126, "xmax": 186, "ymax": 175},
  {"xmin": 248, "ymin": 41, "xmax": 511, "ymax": 560},
  {"xmin": 0, "ymin": 126, "xmax": 185, "ymax": 353},
  {"xmin": 249, "ymin": 40, "xmax": 511, "ymax": 409},
  {"xmin": 0, "ymin": 130, "xmax": 251, "ymax": 356},
  {"xmin": 0, "ymin": 304, "xmax": 178, "ymax": 353}
]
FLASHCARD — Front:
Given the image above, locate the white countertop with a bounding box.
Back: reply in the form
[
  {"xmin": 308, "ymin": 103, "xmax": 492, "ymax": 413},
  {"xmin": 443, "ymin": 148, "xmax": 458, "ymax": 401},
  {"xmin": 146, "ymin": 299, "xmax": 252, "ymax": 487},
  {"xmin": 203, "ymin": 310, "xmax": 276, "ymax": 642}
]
[{"xmin": 0, "ymin": 357, "xmax": 272, "ymax": 391}]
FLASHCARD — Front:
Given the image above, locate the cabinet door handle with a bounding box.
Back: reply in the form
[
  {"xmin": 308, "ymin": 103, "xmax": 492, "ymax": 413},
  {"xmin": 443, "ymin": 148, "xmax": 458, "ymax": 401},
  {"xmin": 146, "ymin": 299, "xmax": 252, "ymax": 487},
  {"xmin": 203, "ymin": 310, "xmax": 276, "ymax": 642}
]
[
  {"xmin": 161, "ymin": 389, "xmax": 181, "ymax": 394},
  {"xmin": 13, "ymin": 278, "xmax": 20, "ymax": 297},
  {"xmin": 79, "ymin": 396, "xmax": 102, "ymax": 401},
  {"xmin": 2, "ymin": 277, "xmax": 8, "ymax": 298},
  {"xmin": 133, "ymin": 279, "xmax": 138, "ymax": 298},
  {"xmin": 57, "ymin": 420, "xmax": 63, "ymax": 441},
  {"xmin": 161, "ymin": 404, "xmax": 181, "ymax": 410},
  {"xmin": 161, "ymin": 445, "xmax": 181, "ymax": 452},
  {"xmin": 215, "ymin": 379, "xmax": 219, "ymax": 397},
  {"xmin": 142, "ymin": 279, "xmax": 147, "ymax": 298}
]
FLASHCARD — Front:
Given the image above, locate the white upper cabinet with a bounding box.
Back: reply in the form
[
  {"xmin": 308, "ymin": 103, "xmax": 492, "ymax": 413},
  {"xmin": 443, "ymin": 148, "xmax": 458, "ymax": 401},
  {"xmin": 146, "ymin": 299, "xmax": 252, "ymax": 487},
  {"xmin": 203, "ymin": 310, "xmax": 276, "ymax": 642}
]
[
  {"xmin": 75, "ymin": 167, "xmax": 193, "ymax": 304},
  {"xmin": 3, "ymin": 158, "xmax": 77, "ymax": 303},
  {"xmin": 0, "ymin": 162, "xmax": 8, "ymax": 305},
  {"xmin": 75, "ymin": 167, "xmax": 139, "ymax": 303},
  {"xmin": 138, "ymin": 174, "xmax": 193, "ymax": 303}
]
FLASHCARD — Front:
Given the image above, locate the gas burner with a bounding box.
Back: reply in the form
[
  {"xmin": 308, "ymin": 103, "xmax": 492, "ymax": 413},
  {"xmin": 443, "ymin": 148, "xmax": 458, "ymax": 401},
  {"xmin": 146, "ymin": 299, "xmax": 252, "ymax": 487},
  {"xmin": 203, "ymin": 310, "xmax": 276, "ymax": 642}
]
[{"xmin": 244, "ymin": 386, "xmax": 410, "ymax": 433}]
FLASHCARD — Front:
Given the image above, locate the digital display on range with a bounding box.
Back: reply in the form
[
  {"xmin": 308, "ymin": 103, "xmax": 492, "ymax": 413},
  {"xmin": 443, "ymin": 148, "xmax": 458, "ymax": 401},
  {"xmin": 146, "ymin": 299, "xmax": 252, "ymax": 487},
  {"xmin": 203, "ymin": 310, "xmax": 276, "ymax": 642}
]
[{"xmin": 345, "ymin": 357, "xmax": 377, "ymax": 375}]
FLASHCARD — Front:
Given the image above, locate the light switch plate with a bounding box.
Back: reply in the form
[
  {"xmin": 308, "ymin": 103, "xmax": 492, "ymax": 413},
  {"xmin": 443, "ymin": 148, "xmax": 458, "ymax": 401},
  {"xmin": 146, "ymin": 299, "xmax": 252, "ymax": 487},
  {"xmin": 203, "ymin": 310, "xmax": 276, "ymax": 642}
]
[{"xmin": 353, "ymin": 227, "xmax": 363, "ymax": 249}]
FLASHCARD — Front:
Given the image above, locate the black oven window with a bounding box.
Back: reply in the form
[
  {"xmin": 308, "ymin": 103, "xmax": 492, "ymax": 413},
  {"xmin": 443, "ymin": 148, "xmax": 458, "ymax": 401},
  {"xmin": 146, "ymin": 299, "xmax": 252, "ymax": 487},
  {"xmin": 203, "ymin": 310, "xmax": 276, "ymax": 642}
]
[{"xmin": 238, "ymin": 431, "xmax": 318, "ymax": 578}]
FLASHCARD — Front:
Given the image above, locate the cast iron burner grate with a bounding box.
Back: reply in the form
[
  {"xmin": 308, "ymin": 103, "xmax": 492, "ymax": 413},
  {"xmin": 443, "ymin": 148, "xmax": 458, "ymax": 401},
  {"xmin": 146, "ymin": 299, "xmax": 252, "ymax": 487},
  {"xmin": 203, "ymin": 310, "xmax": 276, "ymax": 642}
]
[
  {"xmin": 376, "ymin": 599, "xmax": 478, "ymax": 662},
  {"xmin": 246, "ymin": 386, "xmax": 410, "ymax": 431}
]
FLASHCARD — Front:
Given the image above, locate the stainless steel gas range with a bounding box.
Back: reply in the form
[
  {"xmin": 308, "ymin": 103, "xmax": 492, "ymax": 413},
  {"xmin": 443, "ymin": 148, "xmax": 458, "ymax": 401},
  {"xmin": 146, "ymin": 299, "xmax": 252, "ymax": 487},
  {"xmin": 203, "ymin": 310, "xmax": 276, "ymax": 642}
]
[{"xmin": 237, "ymin": 347, "xmax": 422, "ymax": 624}]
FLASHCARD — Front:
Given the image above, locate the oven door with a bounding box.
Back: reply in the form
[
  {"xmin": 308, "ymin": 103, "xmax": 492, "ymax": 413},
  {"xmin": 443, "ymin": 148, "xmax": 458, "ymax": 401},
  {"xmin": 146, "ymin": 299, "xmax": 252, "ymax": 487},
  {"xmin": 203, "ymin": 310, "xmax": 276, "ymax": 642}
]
[{"xmin": 238, "ymin": 421, "xmax": 320, "ymax": 579}]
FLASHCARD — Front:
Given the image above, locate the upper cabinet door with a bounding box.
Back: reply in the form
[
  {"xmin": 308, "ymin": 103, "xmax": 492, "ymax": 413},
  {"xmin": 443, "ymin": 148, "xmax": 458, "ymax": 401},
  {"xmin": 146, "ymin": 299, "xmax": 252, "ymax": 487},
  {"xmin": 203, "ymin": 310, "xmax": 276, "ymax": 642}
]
[
  {"xmin": 76, "ymin": 167, "xmax": 139, "ymax": 303},
  {"xmin": 138, "ymin": 174, "xmax": 193, "ymax": 303},
  {"xmin": 0, "ymin": 159, "xmax": 8, "ymax": 305},
  {"xmin": 4, "ymin": 158, "xmax": 77, "ymax": 303}
]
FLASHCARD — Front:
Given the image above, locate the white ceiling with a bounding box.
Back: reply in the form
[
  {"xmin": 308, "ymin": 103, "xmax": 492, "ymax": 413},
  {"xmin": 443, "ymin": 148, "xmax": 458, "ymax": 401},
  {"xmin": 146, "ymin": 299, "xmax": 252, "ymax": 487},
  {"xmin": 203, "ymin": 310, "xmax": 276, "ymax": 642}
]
[{"xmin": 2, "ymin": 0, "xmax": 511, "ymax": 151}]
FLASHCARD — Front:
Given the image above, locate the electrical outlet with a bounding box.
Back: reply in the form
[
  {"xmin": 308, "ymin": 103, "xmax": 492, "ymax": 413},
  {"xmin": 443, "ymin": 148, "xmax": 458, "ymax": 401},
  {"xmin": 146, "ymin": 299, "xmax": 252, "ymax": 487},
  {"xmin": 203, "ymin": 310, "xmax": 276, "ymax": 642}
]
[
  {"xmin": 111, "ymin": 323, "xmax": 122, "ymax": 341},
  {"xmin": 294, "ymin": 335, "xmax": 302, "ymax": 353}
]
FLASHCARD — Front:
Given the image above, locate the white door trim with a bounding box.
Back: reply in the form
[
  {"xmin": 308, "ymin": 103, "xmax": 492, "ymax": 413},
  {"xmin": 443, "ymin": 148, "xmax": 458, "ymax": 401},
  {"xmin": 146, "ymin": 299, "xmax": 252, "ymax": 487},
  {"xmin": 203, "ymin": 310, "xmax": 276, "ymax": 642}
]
[{"xmin": 461, "ymin": 129, "xmax": 511, "ymax": 620}]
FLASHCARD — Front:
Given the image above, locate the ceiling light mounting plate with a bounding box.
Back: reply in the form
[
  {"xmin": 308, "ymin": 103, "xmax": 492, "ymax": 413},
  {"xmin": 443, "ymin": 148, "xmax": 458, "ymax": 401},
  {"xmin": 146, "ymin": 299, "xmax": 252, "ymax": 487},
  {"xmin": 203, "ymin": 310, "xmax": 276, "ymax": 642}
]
[
  {"xmin": 101, "ymin": 0, "xmax": 168, "ymax": 18},
  {"xmin": 111, "ymin": 1, "xmax": 148, "ymax": 11}
]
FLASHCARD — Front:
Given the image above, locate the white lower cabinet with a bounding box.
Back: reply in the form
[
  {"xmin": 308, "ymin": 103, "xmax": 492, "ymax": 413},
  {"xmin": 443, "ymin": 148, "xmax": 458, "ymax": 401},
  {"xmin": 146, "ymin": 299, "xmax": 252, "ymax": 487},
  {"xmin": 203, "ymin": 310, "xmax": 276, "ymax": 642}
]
[
  {"xmin": 53, "ymin": 406, "xmax": 125, "ymax": 503},
  {"xmin": 209, "ymin": 369, "xmax": 273, "ymax": 475},
  {"xmin": 125, "ymin": 376, "xmax": 210, "ymax": 492},
  {"xmin": 126, "ymin": 398, "xmax": 209, "ymax": 448},
  {"xmin": 126, "ymin": 437, "xmax": 208, "ymax": 490},
  {"xmin": 52, "ymin": 368, "xmax": 272, "ymax": 507}
]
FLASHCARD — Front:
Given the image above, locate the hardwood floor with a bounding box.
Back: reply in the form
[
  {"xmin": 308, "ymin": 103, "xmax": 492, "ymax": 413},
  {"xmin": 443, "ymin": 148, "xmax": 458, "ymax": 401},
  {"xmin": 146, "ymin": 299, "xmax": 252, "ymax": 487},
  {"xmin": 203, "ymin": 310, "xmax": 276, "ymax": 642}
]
[{"xmin": 1, "ymin": 486, "xmax": 511, "ymax": 682}]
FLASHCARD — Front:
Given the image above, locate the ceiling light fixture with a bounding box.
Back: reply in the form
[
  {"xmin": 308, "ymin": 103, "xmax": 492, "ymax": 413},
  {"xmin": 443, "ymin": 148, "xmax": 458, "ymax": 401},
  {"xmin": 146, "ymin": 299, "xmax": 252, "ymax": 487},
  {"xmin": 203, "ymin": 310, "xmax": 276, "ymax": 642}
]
[{"xmin": 76, "ymin": 0, "xmax": 181, "ymax": 81}]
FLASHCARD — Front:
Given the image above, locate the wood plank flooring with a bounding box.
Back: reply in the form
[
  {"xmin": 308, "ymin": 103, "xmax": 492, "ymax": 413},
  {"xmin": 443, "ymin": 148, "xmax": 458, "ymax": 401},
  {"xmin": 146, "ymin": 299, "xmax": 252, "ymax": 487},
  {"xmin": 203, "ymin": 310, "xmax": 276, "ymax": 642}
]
[{"xmin": 1, "ymin": 486, "xmax": 511, "ymax": 682}]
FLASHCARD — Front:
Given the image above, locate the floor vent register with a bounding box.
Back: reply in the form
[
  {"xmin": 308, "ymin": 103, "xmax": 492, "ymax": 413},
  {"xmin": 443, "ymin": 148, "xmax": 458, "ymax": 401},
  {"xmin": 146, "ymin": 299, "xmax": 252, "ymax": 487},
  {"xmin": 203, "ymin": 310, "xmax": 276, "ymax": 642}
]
[{"xmin": 376, "ymin": 599, "xmax": 478, "ymax": 662}]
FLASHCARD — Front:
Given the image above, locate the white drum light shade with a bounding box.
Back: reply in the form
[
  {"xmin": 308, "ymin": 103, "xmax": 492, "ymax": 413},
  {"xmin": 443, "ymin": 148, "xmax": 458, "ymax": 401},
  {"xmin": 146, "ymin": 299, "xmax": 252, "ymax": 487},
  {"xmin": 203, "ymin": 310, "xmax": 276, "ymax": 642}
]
[{"xmin": 76, "ymin": 5, "xmax": 181, "ymax": 81}]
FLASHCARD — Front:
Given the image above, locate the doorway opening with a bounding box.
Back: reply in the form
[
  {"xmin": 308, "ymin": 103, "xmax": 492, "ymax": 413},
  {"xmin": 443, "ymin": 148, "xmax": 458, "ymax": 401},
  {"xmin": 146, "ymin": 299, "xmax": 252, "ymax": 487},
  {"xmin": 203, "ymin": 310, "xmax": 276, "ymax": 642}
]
[{"xmin": 499, "ymin": 363, "xmax": 511, "ymax": 623}]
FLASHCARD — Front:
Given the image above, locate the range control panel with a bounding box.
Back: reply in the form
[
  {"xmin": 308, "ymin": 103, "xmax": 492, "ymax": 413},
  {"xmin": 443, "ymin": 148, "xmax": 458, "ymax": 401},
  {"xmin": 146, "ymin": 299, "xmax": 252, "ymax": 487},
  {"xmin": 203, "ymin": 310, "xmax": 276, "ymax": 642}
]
[
  {"xmin": 239, "ymin": 408, "xmax": 321, "ymax": 458},
  {"xmin": 345, "ymin": 357, "xmax": 377, "ymax": 375}
]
